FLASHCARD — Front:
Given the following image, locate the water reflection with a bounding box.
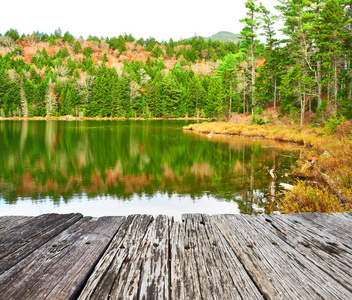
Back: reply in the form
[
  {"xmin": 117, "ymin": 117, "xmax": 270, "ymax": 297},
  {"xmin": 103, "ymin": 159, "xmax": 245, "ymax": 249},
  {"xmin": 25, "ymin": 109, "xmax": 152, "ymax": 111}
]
[{"xmin": 0, "ymin": 120, "xmax": 299, "ymax": 216}]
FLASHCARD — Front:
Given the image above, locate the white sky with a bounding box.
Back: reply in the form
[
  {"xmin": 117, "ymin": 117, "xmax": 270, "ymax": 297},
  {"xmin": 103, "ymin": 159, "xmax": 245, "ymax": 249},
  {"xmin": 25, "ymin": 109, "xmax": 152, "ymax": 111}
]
[{"xmin": 0, "ymin": 0, "xmax": 279, "ymax": 42}]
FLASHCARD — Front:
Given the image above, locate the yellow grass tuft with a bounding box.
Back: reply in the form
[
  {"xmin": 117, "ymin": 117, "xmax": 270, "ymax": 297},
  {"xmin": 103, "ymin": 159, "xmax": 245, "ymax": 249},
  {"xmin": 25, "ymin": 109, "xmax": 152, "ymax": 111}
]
[{"xmin": 279, "ymin": 181, "xmax": 343, "ymax": 213}]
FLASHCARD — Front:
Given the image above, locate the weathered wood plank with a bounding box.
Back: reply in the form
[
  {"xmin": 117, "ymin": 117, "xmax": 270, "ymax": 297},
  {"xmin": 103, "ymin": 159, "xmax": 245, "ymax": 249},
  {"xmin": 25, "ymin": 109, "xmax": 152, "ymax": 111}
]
[
  {"xmin": 0, "ymin": 213, "xmax": 351, "ymax": 300},
  {"xmin": 285, "ymin": 213, "xmax": 352, "ymax": 248},
  {"xmin": 170, "ymin": 214, "xmax": 263, "ymax": 300},
  {"xmin": 256, "ymin": 214, "xmax": 352, "ymax": 292},
  {"xmin": 79, "ymin": 215, "xmax": 171, "ymax": 300},
  {"xmin": 0, "ymin": 213, "xmax": 83, "ymax": 274},
  {"xmin": 0, "ymin": 216, "xmax": 33, "ymax": 232},
  {"xmin": 212, "ymin": 214, "xmax": 352, "ymax": 299},
  {"xmin": 0, "ymin": 216, "xmax": 125, "ymax": 300}
]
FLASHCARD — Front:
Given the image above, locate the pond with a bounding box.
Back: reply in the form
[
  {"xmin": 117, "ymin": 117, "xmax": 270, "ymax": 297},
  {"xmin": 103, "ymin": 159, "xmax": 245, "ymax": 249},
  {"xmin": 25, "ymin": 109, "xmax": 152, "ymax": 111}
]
[{"xmin": 0, "ymin": 120, "xmax": 299, "ymax": 220}]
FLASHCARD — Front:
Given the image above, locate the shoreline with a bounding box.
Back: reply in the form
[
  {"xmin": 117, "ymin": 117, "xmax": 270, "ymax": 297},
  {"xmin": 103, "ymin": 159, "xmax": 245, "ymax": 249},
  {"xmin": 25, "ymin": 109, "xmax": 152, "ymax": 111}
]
[
  {"xmin": 183, "ymin": 122, "xmax": 320, "ymax": 147},
  {"xmin": 0, "ymin": 116, "xmax": 209, "ymax": 121},
  {"xmin": 184, "ymin": 121, "xmax": 352, "ymax": 214}
]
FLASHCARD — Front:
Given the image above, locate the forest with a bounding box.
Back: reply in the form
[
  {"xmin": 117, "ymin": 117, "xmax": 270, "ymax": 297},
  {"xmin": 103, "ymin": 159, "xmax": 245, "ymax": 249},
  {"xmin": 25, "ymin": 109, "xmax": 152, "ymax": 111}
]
[{"xmin": 0, "ymin": 0, "xmax": 352, "ymax": 124}]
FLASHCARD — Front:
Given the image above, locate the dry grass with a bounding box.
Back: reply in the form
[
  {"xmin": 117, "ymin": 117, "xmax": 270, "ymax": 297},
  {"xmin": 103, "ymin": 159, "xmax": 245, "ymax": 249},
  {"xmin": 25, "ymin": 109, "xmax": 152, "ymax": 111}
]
[
  {"xmin": 184, "ymin": 120, "xmax": 352, "ymax": 213},
  {"xmin": 184, "ymin": 122, "xmax": 324, "ymax": 146},
  {"xmin": 280, "ymin": 181, "xmax": 343, "ymax": 213}
]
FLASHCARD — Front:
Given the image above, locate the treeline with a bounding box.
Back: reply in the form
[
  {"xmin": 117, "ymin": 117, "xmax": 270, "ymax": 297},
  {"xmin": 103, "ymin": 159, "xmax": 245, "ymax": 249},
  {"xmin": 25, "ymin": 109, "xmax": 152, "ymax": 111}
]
[
  {"xmin": 0, "ymin": 28, "xmax": 241, "ymax": 118},
  {"xmin": 1, "ymin": 0, "xmax": 352, "ymax": 122}
]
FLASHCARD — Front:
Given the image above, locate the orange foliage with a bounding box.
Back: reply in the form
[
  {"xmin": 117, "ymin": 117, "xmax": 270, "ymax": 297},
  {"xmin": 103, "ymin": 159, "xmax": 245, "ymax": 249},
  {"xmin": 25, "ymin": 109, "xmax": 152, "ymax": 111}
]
[
  {"xmin": 125, "ymin": 42, "xmax": 135, "ymax": 50},
  {"xmin": 45, "ymin": 179, "xmax": 59, "ymax": 191},
  {"xmin": 24, "ymin": 53, "xmax": 34, "ymax": 64},
  {"xmin": 21, "ymin": 38, "xmax": 30, "ymax": 48},
  {"xmin": 135, "ymin": 44, "xmax": 144, "ymax": 53},
  {"xmin": 47, "ymin": 45, "xmax": 57, "ymax": 55},
  {"xmin": 21, "ymin": 173, "xmax": 36, "ymax": 195},
  {"xmin": 139, "ymin": 143, "xmax": 146, "ymax": 152},
  {"xmin": 255, "ymin": 57, "xmax": 266, "ymax": 68},
  {"xmin": 86, "ymin": 173, "xmax": 103, "ymax": 193}
]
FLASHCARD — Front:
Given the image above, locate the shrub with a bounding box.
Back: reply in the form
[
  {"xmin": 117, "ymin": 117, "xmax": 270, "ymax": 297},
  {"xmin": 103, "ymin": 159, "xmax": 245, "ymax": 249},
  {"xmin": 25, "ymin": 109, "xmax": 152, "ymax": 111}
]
[
  {"xmin": 253, "ymin": 106, "xmax": 263, "ymax": 115},
  {"xmin": 279, "ymin": 181, "xmax": 342, "ymax": 213},
  {"xmin": 324, "ymin": 115, "xmax": 345, "ymax": 135},
  {"xmin": 251, "ymin": 116, "xmax": 265, "ymax": 125}
]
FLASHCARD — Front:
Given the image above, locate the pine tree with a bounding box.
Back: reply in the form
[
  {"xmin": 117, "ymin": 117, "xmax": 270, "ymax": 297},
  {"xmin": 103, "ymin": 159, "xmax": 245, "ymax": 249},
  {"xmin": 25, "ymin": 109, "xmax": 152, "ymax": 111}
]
[
  {"xmin": 316, "ymin": 0, "xmax": 345, "ymax": 111},
  {"xmin": 216, "ymin": 54, "xmax": 238, "ymax": 116},
  {"xmin": 240, "ymin": 0, "xmax": 260, "ymax": 113}
]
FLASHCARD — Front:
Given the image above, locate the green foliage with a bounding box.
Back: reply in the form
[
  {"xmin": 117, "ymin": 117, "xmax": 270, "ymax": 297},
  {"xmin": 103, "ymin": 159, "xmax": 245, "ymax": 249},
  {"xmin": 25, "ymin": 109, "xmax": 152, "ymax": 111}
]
[
  {"xmin": 62, "ymin": 31, "xmax": 75, "ymax": 44},
  {"xmin": 5, "ymin": 28, "xmax": 19, "ymax": 41},
  {"xmin": 151, "ymin": 46, "xmax": 163, "ymax": 58},
  {"xmin": 206, "ymin": 31, "xmax": 239, "ymax": 42},
  {"xmin": 47, "ymin": 37, "xmax": 56, "ymax": 46},
  {"xmin": 61, "ymin": 47, "xmax": 70, "ymax": 58},
  {"xmin": 253, "ymin": 106, "xmax": 263, "ymax": 115},
  {"xmin": 251, "ymin": 115, "xmax": 266, "ymax": 125},
  {"xmin": 72, "ymin": 41, "xmax": 82, "ymax": 54},
  {"xmin": 324, "ymin": 114, "xmax": 346, "ymax": 134},
  {"xmin": 87, "ymin": 35, "xmax": 100, "ymax": 42},
  {"xmin": 82, "ymin": 46, "xmax": 93, "ymax": 57},
  {"xmin": 2, "ymin": 8, "xmax": 352, "ymax": 123},
  {"xmin": 145, "ymin": 37, "xmax": 158, "ymax": 51},
  {"xmin": 107, "ymin": 35, "xmax": 126, "ymax": 52},
  {"xmin": 12, "ymin": 46, "xmax": 24, "ymax": 56}
]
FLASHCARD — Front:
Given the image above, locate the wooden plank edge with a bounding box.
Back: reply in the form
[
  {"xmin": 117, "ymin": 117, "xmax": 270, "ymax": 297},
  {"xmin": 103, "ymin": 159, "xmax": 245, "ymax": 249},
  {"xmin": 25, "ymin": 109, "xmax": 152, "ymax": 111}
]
[{"xmin": 70, "ymin": 216, "xmax": 126, "ymax": 300}]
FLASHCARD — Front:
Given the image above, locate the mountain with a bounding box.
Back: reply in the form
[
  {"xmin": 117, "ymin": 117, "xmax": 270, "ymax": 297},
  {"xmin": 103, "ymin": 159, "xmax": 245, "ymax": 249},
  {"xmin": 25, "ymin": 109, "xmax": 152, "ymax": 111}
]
[{"xmin": 205, "ymin": 31, "xmax": 239, "ymax": 42}]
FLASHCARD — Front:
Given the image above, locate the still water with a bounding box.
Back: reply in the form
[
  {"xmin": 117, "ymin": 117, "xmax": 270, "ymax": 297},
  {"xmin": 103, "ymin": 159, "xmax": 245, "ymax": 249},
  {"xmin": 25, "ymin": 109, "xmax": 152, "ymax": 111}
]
[{"xmin": 0, "ymin": 120, "xmax": 299, "ymax": 220}]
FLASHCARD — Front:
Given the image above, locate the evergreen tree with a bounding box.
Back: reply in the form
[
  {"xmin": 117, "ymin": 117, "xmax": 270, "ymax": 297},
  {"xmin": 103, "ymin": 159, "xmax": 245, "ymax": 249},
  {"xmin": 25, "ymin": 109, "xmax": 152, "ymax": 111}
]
[
  {"xmin": 72, "ymin": 41, "xmax": 82, "ymax": 54},
  {"xmin": 240, "ymin": 0, "xmax": 260, "ymax": 113}
]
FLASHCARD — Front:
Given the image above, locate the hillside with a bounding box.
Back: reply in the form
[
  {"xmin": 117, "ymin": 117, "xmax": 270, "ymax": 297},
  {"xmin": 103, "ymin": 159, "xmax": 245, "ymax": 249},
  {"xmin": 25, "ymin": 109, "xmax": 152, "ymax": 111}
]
[
  {"xmin": 206, "ymin": 31, "xmax": 239, "ymax": 42},
  {"xmin": 187, "ymin": 31, "xmax": 239, "ymax": 43},
  {"xmin": 0, "ymin": 31, "xmax": 243, "ymax": 119}
]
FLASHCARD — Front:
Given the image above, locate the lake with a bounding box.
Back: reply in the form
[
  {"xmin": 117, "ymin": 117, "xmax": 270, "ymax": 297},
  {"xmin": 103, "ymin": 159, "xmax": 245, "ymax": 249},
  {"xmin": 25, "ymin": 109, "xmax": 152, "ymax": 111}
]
[{"xmin": 0, "ymin": 120, "xmax": 299, "ymax": 220}]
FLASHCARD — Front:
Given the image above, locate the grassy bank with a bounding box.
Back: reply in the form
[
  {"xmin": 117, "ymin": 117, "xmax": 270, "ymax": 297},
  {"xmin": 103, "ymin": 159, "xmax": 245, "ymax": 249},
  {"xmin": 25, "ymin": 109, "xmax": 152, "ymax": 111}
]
[{"xmin": 184, "ymin": 121, "xmax": 352, "ymax": 214}]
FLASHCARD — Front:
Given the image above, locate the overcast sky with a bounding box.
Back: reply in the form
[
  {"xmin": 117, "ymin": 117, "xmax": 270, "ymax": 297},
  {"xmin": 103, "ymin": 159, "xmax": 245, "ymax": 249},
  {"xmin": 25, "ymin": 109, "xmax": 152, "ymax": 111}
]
[{"xmin": 1, "ymin": 0, "xmax": 279, "ymax": 41}]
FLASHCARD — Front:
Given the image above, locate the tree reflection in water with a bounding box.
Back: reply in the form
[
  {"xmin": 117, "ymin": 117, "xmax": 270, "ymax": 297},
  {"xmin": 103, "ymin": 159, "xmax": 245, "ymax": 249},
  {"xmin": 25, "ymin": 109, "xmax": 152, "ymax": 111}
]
[{"xmin": 0, "ymin": 120, "xmax": 299, "ymax": 214}]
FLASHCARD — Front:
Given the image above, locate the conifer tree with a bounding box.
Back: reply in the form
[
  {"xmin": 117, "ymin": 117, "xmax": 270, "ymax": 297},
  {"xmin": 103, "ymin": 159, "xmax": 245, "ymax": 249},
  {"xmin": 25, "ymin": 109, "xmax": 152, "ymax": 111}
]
[{"xmin": 240, "ymin": 0, "xmax": 260, "ymax": 113}]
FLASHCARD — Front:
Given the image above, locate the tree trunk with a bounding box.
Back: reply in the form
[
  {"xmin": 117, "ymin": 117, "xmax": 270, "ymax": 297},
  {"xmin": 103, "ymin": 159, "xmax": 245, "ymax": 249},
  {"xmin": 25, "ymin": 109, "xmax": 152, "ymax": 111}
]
[
  {"xmin": 251, "ymin": 45, "xmax": 255, "ymax": 114},
  {"xmin": 299, "ymin": 82, "xmax": 305, "ymax": 127},
  {"xmin": 334, "ymin": 61, "xmax": 338, "ymax": 112},
  {"xmin": 273, "ymin": 74, "xmax": 277, "ymax": 110},
  {"xmin": 229, "ymin": 79, "xmax": 232, "ymax": 116},
  {"xmin": 317, "ymin": 58, "xmax": 322, "ymax": 108},
  {"xmin": 243, "ymin": 73, "xmax": 246, "ymax": 113},
  {"xmin": 316, "ymin": 6, "xmax": 322, "ymax": 108}
]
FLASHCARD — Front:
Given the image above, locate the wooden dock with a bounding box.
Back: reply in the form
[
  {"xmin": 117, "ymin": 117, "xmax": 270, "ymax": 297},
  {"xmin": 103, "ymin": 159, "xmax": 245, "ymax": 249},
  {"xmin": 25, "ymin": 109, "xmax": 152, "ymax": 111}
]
[{"xmin": 0, "ymin": 213, "xmax": 351, "ymax": 299}]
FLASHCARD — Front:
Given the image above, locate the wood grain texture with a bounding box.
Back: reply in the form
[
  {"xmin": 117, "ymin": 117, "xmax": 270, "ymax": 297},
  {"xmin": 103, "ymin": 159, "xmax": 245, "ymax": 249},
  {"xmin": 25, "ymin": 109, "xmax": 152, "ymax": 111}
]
[
  {"xmin": 0, "ymin": 216, "xmax": 33, "ymax": 232},
  {"xmin": 285, "ymin": 213, "xmax": 352, "ymax": 248},
  {"xmin": 256, "ymin": 214, "xmax": 352, "ymax": 292},
  {"xmin": 170, "ymin": 214, "xmax": 263, "ymax": 300},
  {"xmin": 0, "ymin": 216, "xmax": 125, "ymax": 300},
  {"xmin": 0, "ymin": 213, "xmax": 351, "ymax": 300},
  {"xmin": 212, "ymin": 214, "xmax": 352, "ymax": 299},
  {"xmin": 0, "ymin": 213, "xmax": 83, "ymax": 274},
  {"xmin": 78, "ymin": 214, "xmax": 171, "ymax": 300}
]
